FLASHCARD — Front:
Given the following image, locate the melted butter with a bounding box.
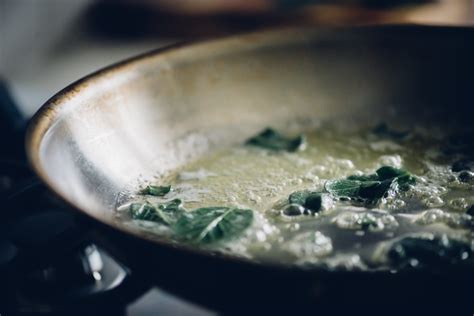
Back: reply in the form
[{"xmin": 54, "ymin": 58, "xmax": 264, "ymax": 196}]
[{"xmin": 117, "ymin": 125, "xmax": 474, "ymax": 270}]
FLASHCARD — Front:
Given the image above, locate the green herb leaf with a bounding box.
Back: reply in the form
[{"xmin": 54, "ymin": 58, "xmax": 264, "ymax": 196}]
[
  {"xmin": 375, "ymin": 166, "xmax": 407, "ymax": 180},
  {"xmin": 325, "ymin": 166, "xmax": 416, "ymax": 205},
  {"xmin": 245, "ymin": 128, "xmax": 305, "ymax": 152},
  {"xmin": 282, "ymin": 204, "xmax": 305, "ymax": 216},
  {"xmin": 158, "ymin": 199, "xmax": 185, "ymax": 223},
  {"xmin": 324, "ymin": 180, "xmax": 363, "ymax": 198},
  {"xmin": 173, "ymin": 207, "xmax": 253, "ymax": 244},
  {"xmin": 288, "ymin": 191, "xmax": 309, "ymax": 206},
  {"xmin": 129, "ymin": 202, "xmax": 172, "ymax": 225},
  {"xmin": 141, "ymin": 185, "xmax": 171, "ymax": 196},
  {"xmin": 158, "ymin": 198, "xmax": 182, "ymax": 211},
  {"xmin": 358, "ymin": 180, "xmax": 391, "ymax": 200},
  {"xmin": 288, "ymin": 191, "xmax": 323, "ymax": 214},
  {"xmin": 395, "ymin": 173, "xmax": 416, "ymax": 191},
  {"xmin": 305, "ymin": 193, "xmax": 323, "ymax": 212},
  {"xmin": 346, "ymin": 174, "xmax": 379, "ymax": 181},
  {"xmin": 129, "ymin": 202, "xmax": 156, "ymax": 221}
]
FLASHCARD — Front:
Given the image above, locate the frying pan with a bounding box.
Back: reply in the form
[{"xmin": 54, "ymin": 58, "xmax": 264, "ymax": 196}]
[{"xmin": 26, "ymin": 25, "xmax": 474, "ymax": 314}]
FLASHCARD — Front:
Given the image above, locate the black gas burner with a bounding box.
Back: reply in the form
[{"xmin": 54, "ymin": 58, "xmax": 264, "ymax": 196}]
[{"xmin": 0, "ymin": 81, "xmax": 151, "ymax": 315}]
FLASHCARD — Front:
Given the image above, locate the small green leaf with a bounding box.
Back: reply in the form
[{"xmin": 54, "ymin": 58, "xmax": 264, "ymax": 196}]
[
  {"xmin": 158, "ymin": 199, "xmax": 185, "ymax": 224},
  {"xmin": 129, "ymin": 200, "xmax": 183, "ymax": 225},
  {"xmin": 282, "ymin": 204, "xmax": 305, "ymax": 216},
  {"xmin": 245, "ymin": 128, "xmax": 305, "ymax": 152},
  {"xmin": 358, "ymin": 180, "xmax": 392, "ymax": 200},
  {"xmin": 304, "ymin": 193, "xmax": 322, "ymax": 213},
  {"xmin": 141, "ymin": 185, "xmax": 171, "ymax": 196},
  {"xmin": 288, "ymin": 191, "xmax": 309, "ymax": 206},
  {"xmin": 325, "ymin": 166, "xmax": 416, "ymax": 205},
  {"xmin": 129, "ymin": 202, "xmax": 156, "ymax": 221},
  {"xmin": 288, "ymin": 191, "xmax": 323, "ymax": 214},
  {"xmin": 129, "ymin": 202, "xmax": 171, "ymax": 225},
  {"xmin": 347, "ymin": 174, "xmax": 379, "ymax": 181},
  {"xmin": 324, "ymin": 180, "xmax": 362, "ymax": 198},
  {"xmin": 325, "ymin": 179, "xmax": 390, "ymax": 204},
  {"xmin": 376, "ymin": 166, "xmax": 407, "ymax": 181},
  {"xmin": 158, "ymin": 199, "xmax": 183, "ymax": 212},
  {"xmin": 375, "ymin": 166, "xmax": 416, "ymax": 191},
  {"xmin": 395, "ymin": 173, "xmax": 416, "ymax": 191},
  {"xmin": 173, "ymin": 207, "xmax": 253, "ymax": 244}
]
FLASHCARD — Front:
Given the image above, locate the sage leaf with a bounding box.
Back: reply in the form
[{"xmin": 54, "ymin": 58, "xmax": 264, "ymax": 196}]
[
  {"xmin": 282, "ymin": 204, "xmax": 305, "ymax": 216},
  {"xmin": 141, "ymin": 185, "xmax": 171, "ymax": 196},
  {"xmin": 325, "ymin": 166, "xmax": 416, "ymax": 205},
  {"xmin": 375, "ymin": 166, "xmax": 407, "ymax": 180},
  {"xmin": 288, "ymin": 191, "xmax": 323, "ymax": 214},
  {"xmin": 347, "ymin": 174, "xmax": 378, "ymax": 181},
  {"xmin": 305, "ymin": 193, "xmax": 323, "ymax": 212},
  {"xmin": 158, "ymin": 199, "xmax": 185, "ymax": 224},
  {"xmin": 129, "ymin": 202, "xmax": 173, "ymax": 225},
  {"xmin": 358, "ymin": 180, "xmax": 392, "ymax": 200},
  {"xmin": 395, "ymin": 173, "xmax": 416, "ymax": 191},
  {"xmin": 288, "ymin": 191, "xmax": 309, "ymax": 206},
  {"xmin": 158, "ymin": 199, "xmax": 183, "ymax": 212},
  {"xmin": 245, "ymin": 128, "xmax": 305, "ymax": 152},
  {"xmin": 173, "ymin": 207, "xmax": 253, "ymax": 244},
  {"xmin": 324, "ymin": 180, "xmax": 363, "ymax": 198},
  {"xmin": 376, "ymin": 166, "xmax": 415, "ymax": 191}
]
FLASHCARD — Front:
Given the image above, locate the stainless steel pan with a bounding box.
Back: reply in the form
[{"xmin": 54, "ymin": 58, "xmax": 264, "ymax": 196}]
[{"xmin": 26, "ymin": 25, "xmax": 474, "ymax": 313}]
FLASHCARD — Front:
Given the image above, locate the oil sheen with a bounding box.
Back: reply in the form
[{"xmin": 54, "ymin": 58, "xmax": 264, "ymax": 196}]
[{"xmin": 117, "ymin": 124, "xmax": 474, "ymax": 270}]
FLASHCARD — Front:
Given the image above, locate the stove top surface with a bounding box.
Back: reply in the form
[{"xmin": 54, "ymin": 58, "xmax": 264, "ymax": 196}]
[
  {"xmin": 0, "ymin": 19, "xmax": 214, "ymax": 313},
  {"xmin": 0, "ymin": 83, "xmax": 216, "ymax": 316}
]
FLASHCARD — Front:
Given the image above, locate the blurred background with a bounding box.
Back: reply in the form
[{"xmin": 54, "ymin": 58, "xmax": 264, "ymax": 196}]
[
  {"xmin": 1, "ymin": 0, "xmax": 473, "ymax": 117},
  {"xmin": 0, "ymin": 1, "xmax": 473, "ymax": 315}
]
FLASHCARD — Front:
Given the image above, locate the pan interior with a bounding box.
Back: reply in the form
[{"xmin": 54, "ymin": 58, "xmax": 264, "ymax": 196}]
[{"xmin": 31, "ymin": 26, "xmax": 473, "ymax": 262}]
